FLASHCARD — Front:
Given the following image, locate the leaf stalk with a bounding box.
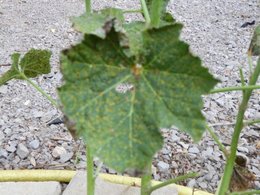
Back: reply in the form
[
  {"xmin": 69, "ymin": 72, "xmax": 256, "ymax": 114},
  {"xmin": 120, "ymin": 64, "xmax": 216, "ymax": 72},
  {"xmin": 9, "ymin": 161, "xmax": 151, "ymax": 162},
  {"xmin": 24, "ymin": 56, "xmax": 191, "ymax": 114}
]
[
  {"xmin": 19, "ymin": 73, "xmax": 58, "ymax": 108},
  {"xmin": 210, "ymin": 85, "xmax": 260, "ymax": 94},
  {"xmin": 148, "ymin": 172, "xmax": 198, "ymax": 194},
  {"xmin": 206, "ymin": 126, "xmax": 229, "ymax": 158},
  {"xmin": 141, "ymin": 162, "xmax": 152, "ymax": 195},
  {"xmin": 140, "ymin": 0, "xmax": 151, "ymax": 26},
  {"xmin": 87, "ymin": 146, "xmax": 95, "ymax": 195}
]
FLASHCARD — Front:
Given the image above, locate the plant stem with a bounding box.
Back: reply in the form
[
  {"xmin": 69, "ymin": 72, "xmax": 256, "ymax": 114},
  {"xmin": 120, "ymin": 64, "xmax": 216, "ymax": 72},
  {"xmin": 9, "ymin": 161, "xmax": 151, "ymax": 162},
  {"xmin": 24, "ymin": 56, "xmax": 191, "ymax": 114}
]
[
  {"xmin": 244, "ymin": 118, "xmax": 260, "ymax": 125},
  {"xmin": 85, "ymin": 0, "xmax": 91, "ymax": 14},
  {"xmin": 140, "ymin": 0, "xmax": 151, "ymax": 26},
  {"xmin": 123, "ymin": 9, "xmax": 143, "ymax": 13},
  {"xmin": 210, "ymin": 85, "xmax": 260, "ymax": 94},
  {"xmin": 87, "ymin": 146, "xmax": 95, "ymax": 195},
  {"xmin": 150, "ymin": 0, "xmax": 163, "ymax": 27},
  {"xmin": 218, "ymin": 58, "xmax": 260, "ymax": 195},
  {"xmin": 141, "ymin": 162, "xmax": 152, "ymax": 195},
  {"xmin": 229, "ymin": 190, "xmax": 260, "ymax": 195},
  {"xmin": 148, "ymin": 172, "xmax": 198, "ymax": 194},
  {"xmin": 239, "ymin": 68, "xmax": 246, "ymax": 96},
  {"xmin": 247, "ymin": 55, "xmax": 253, "ymax": 75},
  {"xmin": 206, "ymin": 126, "xmax": 229, "ymax": 158},
  {"xmin": 239, "ymin": 68, "xmax": 245, "ymax": 87},
  {"xmin": 19, "ymin": 73, "xmax": 58, "ymax": 108}
]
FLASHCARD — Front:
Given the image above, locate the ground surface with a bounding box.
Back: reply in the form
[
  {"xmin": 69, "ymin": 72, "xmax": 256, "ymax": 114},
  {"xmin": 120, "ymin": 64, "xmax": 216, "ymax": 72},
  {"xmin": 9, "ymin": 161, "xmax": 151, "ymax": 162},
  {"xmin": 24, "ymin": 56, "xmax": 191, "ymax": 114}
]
[{"xmin": 0, "ymin": 0, "xmax": 259, "ymax": 193}]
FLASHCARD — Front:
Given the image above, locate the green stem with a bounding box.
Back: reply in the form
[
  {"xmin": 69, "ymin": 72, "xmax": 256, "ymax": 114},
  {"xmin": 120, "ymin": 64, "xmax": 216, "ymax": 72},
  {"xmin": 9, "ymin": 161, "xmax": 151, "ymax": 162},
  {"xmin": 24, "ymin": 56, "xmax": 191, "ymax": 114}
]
[
  {"xmin": 239, "ymin": 68, "xmax": 246, "ymax": 87},
  {"xmin": 85, "ymin": 0, "xmax": 91, "ymax": 14},
  {"xmin": 210, "ymin": 85, "xmax": 260, "ymax": 94},
  {"xmin": 150, "ymin": 0, "xmax": 164, "ymax": 27},
  {"xmin": 229, "ymin": 190, "xmax": 260, "ymax": 195},
  {"xmin": 141, "ymin": 162, "xmax": 152, "ymax": 195},
  {"xmin": 239, "ymin": 68, "xmax": 246, "ymax": 96},
  {"xmin": 218, "ymin": 58, "xmax": 260, "ymax": 195},
  {"xmin": 140, "ymin": 0, "xmax": 151, "ymax": 25},
  {"xmin": 148, "ymin": 172, "xmax": 198, "ymax": 194},
  {"xmin": 244, "ymin": 118, "xmax": 260, "ymax": 125},
  {"xmin": 19, "ymin": 73, "xmax": 58, "ymax": 108},
  {"xmin": 206, "ymin": 126, "xmax": 229, "ymax": 158},
  {"xmin": 123, "ymin": 9, "xmax": 143, "ymax": 13},
  {"xmin": 87, "ymin": 146, "xmax": 95, "ymax": 195},
  {"xmin": 247, "ymin": 55, "xmax": 253, "ymax": 75}
]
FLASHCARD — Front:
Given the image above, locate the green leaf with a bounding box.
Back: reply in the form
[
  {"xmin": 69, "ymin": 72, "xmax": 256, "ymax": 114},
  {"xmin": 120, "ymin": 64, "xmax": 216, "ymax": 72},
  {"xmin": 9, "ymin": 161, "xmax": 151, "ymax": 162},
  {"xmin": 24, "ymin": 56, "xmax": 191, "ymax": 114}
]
[
  {"xmin": 0, "ymin": 49, "xmax": 51, "ymax": 86},
  {"xmin": 122, "ymin": 14, "xmax": 176, "ymax": 57},
  {"xmin": 123, "ymin": 22, "xmax": 146, "ymax": 56},
  {"xmin": 71, "ymin": 8, "xmax": 124, "ymax": 38},
  {"xmin": 248, "ymin": 25, "xmax": 260, "ymax": 56},
  {"xmin": 19, "ymin": 49, "xmax": 51, "ymax": 78},
  {"xmin": 59, "ymin": 23, "xmax": 218, "ymax": 172}
]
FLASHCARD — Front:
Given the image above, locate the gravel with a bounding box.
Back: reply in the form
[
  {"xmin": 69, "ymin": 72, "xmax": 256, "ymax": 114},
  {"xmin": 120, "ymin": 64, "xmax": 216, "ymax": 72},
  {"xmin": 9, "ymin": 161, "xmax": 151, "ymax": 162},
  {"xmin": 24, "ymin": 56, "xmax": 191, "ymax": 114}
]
[
  {"xmin": 17, "ymin": 143, "xmax": 30, "ymax": 159},
  {"xmin": 0, "ymin": 0, "xmax": 259, "ymax": 193}
]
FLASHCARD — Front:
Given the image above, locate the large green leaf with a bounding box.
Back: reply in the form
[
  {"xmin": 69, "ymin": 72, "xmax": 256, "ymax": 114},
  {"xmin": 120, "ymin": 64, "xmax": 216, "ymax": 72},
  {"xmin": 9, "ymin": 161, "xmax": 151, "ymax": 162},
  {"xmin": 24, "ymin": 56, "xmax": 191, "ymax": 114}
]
[
  {"xmin": 59, "ymin": 23, "xmax": 218, "ymax": 172},
  {"xmin": 0, "ymin": 49, "xmax": 51, "ymax": 86},
  {"xmin": 71, "ymin": 8, "xmax": 124, "ymax": 38},
  {"xmin": 248, "ymin": 25, "xmax": 260, "ymax": 56}
]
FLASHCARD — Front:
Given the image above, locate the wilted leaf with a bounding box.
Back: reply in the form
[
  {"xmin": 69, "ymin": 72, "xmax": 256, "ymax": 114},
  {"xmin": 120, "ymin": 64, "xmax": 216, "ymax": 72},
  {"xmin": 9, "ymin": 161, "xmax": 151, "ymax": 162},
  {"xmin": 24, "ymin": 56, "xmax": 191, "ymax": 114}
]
[
  {"xmin": 0, "ymin": 49, "xmax": 51, "ymax": 86},
  {"xmin": 59, "ymin": 23, "xmax": 218, "ymax": 172},
  {"xmin": 248, "ymin": 25, "xmax": 260, "ymax": 56},
  {"xmin": 71, "ymin": 8, "xmax": 124, "ymax": 38},
  {"xmin": 229, "ymin": 155, "xmax": 256, "ymax": 192}
]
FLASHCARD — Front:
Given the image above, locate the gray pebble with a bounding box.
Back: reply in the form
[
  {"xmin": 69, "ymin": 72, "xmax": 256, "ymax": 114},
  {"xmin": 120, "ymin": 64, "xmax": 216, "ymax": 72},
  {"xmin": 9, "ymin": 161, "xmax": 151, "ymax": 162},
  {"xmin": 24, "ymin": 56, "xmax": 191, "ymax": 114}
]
[
  {"xmin": 6, "ymin": 144, "xmax": 16, "ymax": 153},
  {"xmin": 199, "ymin": 182, "xmax": 208, "ymax": 189},
  {"xmin": 237, "ymin": 146, "xmax": 249, "ymax": 153},
  {"xmin": 52, "ymin": 146, "xmax": 67, "ymax": 158},
  {"xmin": 17, "ymin": 143, "xmax": 30, "ymax": 159},
  {"xmin": 4, "ymin": 128, "xmax": 12, "ymax": 135},
  {"xmin": 59, "ymin": 152, "xmax": 74, "ymax": 163},
  {"xmin": 29, "ymin": 140, "xmax": 40, "ymax": 149},
  {"xmin": 0, "ymin": 149, "xmax": 8, "ymax": 158},
  {"xmin": 188, "ymin": 147, "xmax": 200, "ymax": 154},
  {"xmin": 187, "ymin": 179, "xmax": 196, "ymax": 187},
  {"xmin": 157, "ymin": 161, "xmax": 170, "ymax": 172},
  {"xmin": 0, "ymin": 85, "xmax": 8, "ymax": 94}
]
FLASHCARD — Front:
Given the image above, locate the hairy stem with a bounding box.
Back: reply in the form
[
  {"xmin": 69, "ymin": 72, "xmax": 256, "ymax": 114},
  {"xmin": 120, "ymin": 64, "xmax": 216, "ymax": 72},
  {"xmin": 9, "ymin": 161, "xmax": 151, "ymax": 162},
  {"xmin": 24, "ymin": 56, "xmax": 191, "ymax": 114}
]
[
  {"xmin": 148, "ymin": 172, "xmax": 198, "ymax": 194},
  {"xmin": 218, "ymin": 58, "xmax": 260, "ymax": 194},
  {"xmin": 206, "ymin": 126, "xmax": 229, "ymax": 158},
  {"xmin": 87, "ymin": 146, "xmax": 95, "ymax": 195},
  {"xmin": 140, "ymin": 0, "xmax": 151, "ymax": 25},
  {"xmin": 20, "ymin": 73, "xmax": 58, "ymax": 108}
]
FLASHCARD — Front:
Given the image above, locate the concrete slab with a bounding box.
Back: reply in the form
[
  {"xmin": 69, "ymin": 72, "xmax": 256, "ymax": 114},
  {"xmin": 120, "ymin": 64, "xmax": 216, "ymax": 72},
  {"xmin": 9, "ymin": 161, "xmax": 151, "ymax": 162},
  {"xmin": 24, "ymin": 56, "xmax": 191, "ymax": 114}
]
[
  {"xmin": 63, "ymin": 171, "xmax": 178, "ymax": 195},
  {"xmin": 0, "ymin": 181, "xmax": 61, "ymax": 195}
]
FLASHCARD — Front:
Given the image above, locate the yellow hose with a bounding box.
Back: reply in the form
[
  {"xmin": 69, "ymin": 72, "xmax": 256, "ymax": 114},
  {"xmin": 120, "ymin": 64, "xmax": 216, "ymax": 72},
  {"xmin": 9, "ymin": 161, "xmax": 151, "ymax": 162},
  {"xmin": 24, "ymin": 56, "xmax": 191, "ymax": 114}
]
[
  {"xmin": 0, "ymin": 170, "xmax": 76, "ymax": 182},
  {"xmin": 0, "ymin": 170, "xmax": 213, "ymax": 195},
  {"xmin": 99, "ymin": 173, "xmax": 213, "ymax": 195}
]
